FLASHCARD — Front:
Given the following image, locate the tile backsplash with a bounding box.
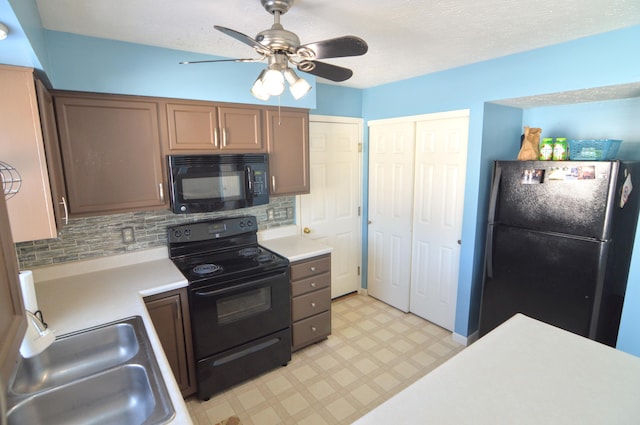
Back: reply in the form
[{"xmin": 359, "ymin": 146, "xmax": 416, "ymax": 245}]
[{"xmin": 16, "ymin": 196, "xmax": 295, "ymax": 269}]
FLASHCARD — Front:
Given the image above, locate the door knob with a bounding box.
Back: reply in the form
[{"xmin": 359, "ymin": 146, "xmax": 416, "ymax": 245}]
[{"xmin": 303, "ymin": 227, "xmax": 311, "ymax": 234}]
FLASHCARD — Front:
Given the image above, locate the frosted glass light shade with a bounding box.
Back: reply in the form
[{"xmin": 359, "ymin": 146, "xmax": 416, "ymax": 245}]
[{"xmin": 262, "ymin": 69, "xmax": 285, "ymax": 96}]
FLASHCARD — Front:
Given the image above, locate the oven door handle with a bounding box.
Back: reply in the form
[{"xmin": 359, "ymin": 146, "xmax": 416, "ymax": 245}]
[{"xmin": 193, "ymin": 270, "xmax": 287, "ymax": 297}]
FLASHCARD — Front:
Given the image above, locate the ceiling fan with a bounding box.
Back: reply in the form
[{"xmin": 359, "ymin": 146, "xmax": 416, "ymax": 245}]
[{"xmin": 180, "ymin": 0, "xmax": 368, "ymax": 99}]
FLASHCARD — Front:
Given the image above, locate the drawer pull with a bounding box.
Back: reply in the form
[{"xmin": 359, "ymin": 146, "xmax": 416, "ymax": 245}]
[
  {"xmin": 311, "ymin": 302, "xmax": 316, "ymax": 308},
  {"xmin": 311, "ymin": 326, "xmax": 317, "ymax": 332},
  {"xmin": 310, "ymin": 282, "xmax": 316, "ymax": 288},
  {"xmin": 310, "ymin": 266, "xmax": 316, "ymax": 272}
]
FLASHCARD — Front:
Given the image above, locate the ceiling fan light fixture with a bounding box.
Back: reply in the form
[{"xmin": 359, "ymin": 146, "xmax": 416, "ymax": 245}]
[
  {"xmin": 262, "ymin": 68, "xmax": 285, "ymax": 96},
  {"xmin": 251, "ymin": 70, "xmax": 271, "ymax": 100},
  {"xmin": 284, "ymin": 68, "xmax": 311, "ymax": 100}
]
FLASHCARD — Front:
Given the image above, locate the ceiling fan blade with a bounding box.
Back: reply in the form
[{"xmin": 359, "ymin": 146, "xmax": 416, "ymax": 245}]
[
  {"xmin": 180, "ymin": 58, "xmax": 258, "ymax": 64},
  {"xmin": 298, "ymin": 36, "xmax": 368, "ymax": 59},
  {"xmin": 298, "ymin": 60, "xmax": 353, "ymax": 82},
  {"xmin": 214, "ymin": 25, "xmax": 272, "ymax": 54}
]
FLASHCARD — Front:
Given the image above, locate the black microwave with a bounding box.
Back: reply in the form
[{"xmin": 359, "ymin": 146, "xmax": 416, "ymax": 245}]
[{"xmin": 167, "ymin": 154, "xmax": 269, "ymax": 214}]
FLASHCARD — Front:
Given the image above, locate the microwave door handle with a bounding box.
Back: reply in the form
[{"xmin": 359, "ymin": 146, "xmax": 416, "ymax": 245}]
[{"xmin": 246, "ymin": 166, "xmax": 253, "ymax": 191}]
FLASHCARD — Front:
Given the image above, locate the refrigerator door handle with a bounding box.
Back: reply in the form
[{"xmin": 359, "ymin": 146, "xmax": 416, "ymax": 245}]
[
  {"xmin": 487, "ymin": 165, "xmax": 503, "ymax": 225},
  {"xmin": 486, "ymin": 224, "xmax": 494, "ymax": 278},
  {"xmin": 485, "ymin": 165, "xmax": 502, "ymax": 279}
]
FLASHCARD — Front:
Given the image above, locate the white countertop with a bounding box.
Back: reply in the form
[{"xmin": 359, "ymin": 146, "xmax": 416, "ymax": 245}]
[
  {"xmin": 353, "ymin": 313, "xmax": 640, "ymax": 425},
  {"xmin": 260, "ymin": 235, "xmax": 332, "ymax": 262},
  {"xmin": 30, "ymin": 247, "xmax": 192, "ymax": 425}
]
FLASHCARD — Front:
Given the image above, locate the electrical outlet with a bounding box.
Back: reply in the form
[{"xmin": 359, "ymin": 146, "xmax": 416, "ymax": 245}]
[
  {"xmin": 122, "ymin": 227, "xmax": 135, "ymax": 244},
  {"xmin": 267, "ymin": 208, "xmax": 275, "ymax": 220},
  {"xmin": 286, "ymin": 207, "xmax": 294, "ymax": 219}
]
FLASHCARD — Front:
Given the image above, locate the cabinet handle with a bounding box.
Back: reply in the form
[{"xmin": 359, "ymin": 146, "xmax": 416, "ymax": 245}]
[
  {"xmin": 59, "ymin": 196, "xmax": 69, "ymax": 225},
  {"xmin": 310, "ymin": 282, "xmax": 316, "ymax": 288},
  {"xmin": 310, "ymin": 266, "xmax": 316, "ymax": 272},
  {"xmin": 311, "ymin": 326, "xmax": 317, "ymax": 332},
  {"xmin": 159, "ymin": 183, "xmax": 164, "ymax": 202},
  {"xmin": 222, "ymin": 128, "xmax": 227, "ymax": 147},
  {"xmin": 175, "ymin": 304, "xmax": 182, "ymax": 322},
  {"xmin": 271, "ymin": 175, "xmax": 276, "ymax": 192},
  {"xmin": 311, "ymin": 302, "xmax": 316, "ymax": 308},
  {"xmin": 213, "ymin": 128, "xmax": 219, "ymax": 148}
]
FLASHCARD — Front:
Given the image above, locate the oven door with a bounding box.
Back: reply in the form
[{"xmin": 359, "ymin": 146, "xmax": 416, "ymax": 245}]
[{"xmin": 189, "ymin": 268, "xmax": 291, "ymax": 359}]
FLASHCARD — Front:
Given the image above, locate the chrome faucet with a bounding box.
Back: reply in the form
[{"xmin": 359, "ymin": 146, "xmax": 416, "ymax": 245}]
[{"xmin": 19, "ymin": 310, "xmax": 55, "ymax": 358}]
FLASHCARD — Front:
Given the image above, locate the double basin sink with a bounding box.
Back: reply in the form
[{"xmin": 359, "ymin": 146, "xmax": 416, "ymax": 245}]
[{"xmin": 6, "ymin": 316, "xmax": 174, "ymax": 425}]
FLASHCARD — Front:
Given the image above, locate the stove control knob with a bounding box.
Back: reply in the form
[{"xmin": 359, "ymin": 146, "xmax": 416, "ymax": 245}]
[
  {"xmin": 239, "ymin": 220, "xmax": 245, "ymax": 227},
  {"xmin": 247, "ymin": 219, "xmax": 253, "ymax": 227},
  {"xmin": 174, "ymin": 230, "xmax": 182, "ymax": 238},
  {"xmin": 184, "ymin": 229, "xmax": 191, "ymax": 237},
  {"xmin": 180, "ymin": 205, "xmax": 187, "ymax": 212}
]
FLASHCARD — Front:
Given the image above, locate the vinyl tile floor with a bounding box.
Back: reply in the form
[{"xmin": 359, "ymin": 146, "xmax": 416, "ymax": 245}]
[{"xmin": 186, "ymin": 293, "xmax": 465, "ymax": 425}]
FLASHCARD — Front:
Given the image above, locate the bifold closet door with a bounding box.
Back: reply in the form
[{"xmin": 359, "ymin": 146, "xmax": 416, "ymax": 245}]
[
  {"xmin": 409, "ymin": 113, "xmax": 469, "ymax": 331},
  {"xmin": 367, "ymin": 121, "xmax": 415, "ymax": 312}
]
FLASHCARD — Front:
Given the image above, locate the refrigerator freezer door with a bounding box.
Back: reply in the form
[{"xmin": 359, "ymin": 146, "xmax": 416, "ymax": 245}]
[
  {"xmin": 493, "ymin": 161, "xmax": 617, "ymax": 240},
  {"xmin": 479, "ymin": 225, "xmax": 606, "ymax": 338}
]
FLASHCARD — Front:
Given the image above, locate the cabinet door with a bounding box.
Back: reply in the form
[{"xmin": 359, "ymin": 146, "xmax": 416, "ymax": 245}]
[
  {"xmin": 55, "ymin": 94, "xmax": 166, "ymax": 215},
  {"xmin": 165, "ymin": 102, "xmax": 220, "ymax": 151},
  {"xmin": 266, "ymin": 108, "xmax": 310, "ymax": 195},
  {"xmin": 35, "ymin": 78, "xmax": 69, "ymax": 230},
  {"xmin": 0, "ymin": 194, "xmax": 27, "ymax": 385},
  {"xmin": 218, "ymin": 106, "xmax": 265, "ymax": 152},
  {"xmin": 145, "ymin": 288, "xmax": 196, "ymax": 397},
  {"xmin": 0, "ymin": 65, "xmax": 57, "ymax": 242}
]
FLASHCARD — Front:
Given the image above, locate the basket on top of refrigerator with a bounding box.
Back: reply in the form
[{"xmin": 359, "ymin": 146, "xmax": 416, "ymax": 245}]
[{"xmin": 569, "ymin": 139, "xmax": 622, "ymax": 160}]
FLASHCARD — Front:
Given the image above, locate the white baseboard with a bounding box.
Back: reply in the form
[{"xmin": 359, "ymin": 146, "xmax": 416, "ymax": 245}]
[{"xmin": 453, "ymin": 329, "xmax": 479, "ymax": 347}]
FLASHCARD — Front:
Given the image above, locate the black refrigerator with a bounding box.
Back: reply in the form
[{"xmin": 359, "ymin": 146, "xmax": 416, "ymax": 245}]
[{"xmin": 478, "ymin": 160, "xmax": 640, "ymax": 346}]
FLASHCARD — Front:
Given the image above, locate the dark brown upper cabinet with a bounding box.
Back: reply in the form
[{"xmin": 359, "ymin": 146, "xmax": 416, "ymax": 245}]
[
  {"xmin": 55, "ymin": 92, "xmax": 167, "ymax": 216},
  {"xmin": 162, "ymin": 100, "xmax": 265, "ymax": 154},
  {"xmin": 35, "ymin": 78, "xmax": 69, "ymax": 230},
  {"xmin": 265, "ymin": 108, "xmax": 310, "ymax": 196}
]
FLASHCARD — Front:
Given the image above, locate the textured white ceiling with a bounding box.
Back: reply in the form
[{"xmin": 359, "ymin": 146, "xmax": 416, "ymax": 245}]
[{"xmin": 36, "ymin": 0, "xmax": 640, "ymax": 90}]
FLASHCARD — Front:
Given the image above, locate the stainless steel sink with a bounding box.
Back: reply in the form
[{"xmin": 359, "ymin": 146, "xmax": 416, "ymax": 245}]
[
  {"xmin": 6, "ymin": 316, "xmax": 175, "ymax": 425},
  {"xmin": 12, "ymin": 320, "xmax": 140, "ymax": 394}
]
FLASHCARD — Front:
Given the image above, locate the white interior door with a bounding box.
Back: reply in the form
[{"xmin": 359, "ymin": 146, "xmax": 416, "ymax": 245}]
[
  {"xmin": 409, "ymin": 112, "xmax": 469, "ymax": 331},
  {"xmin": 367, "ymin": 121, "xmax": 416, "ymax": 312},
  {"xmin": 299, "ymin": 116, "xmax": 362, "ymax": 299}
]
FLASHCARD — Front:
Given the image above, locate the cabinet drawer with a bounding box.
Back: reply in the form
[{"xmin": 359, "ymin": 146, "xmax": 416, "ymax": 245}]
[
  {"xmin": 293, "ymin": 311, "xmax": 331, "ymax": 350},
  {"xmin": 291, "ymin": 255, "xmax": 331, "ymax": 281},
  {"xmin": 292, "ymin": 287, "xmax": 331, "ymax": 321},
  {"xmin": 291, "ymin": 272, "xmax": 330, "ymax": 297}
]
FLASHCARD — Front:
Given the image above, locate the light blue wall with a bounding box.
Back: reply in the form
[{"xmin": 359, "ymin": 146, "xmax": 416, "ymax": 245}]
[
  {"xmin": 362, "ymin": 25, "xmax": 640, "ymax": 344},
  {"xmin": 0, "ymin": 0, "xmax": 42, "ymax": 68},
  {"xmin": 312, "ymin": 83, "xmax": 363, "ymax": 117}
]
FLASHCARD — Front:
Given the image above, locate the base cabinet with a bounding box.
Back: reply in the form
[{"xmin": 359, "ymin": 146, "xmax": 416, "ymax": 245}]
[
  {"xmin": 291, "ymin": 254, "xmax": 331, "ymax": 351},
  {"xmin": 144, "ymin": 288, "xmax": 196, "ymax": 397}
]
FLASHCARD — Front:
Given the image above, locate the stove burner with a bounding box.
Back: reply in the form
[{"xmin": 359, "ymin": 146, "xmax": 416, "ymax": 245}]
[
  {"xmin": 254, "ymin": 253, "xmax": 274, "ymax": 263},
  {"xmin": 238, "ymin": 247, "xmax": 260, "ymax": 257},
  {"xmin": 193, "ymin": 264, "xmax": 222, "ymax": 275}
]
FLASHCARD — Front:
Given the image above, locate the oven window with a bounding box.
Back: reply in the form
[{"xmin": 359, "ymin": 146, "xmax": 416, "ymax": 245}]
[
  {"xmin": 182, "ymin": 172, "xmax": 244, "ymax": 201},
  {"xmin": 217, "ymin": 287, "xmax": 271, "ymax": 325}
]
